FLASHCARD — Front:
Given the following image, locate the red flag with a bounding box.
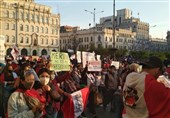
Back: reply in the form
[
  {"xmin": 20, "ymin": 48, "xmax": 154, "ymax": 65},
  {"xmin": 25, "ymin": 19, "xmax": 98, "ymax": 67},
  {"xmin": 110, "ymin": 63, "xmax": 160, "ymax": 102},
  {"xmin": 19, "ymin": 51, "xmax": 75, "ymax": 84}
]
[{"xmin": 61, "ymin": 87, "xmax": 89, "ymax": 118}]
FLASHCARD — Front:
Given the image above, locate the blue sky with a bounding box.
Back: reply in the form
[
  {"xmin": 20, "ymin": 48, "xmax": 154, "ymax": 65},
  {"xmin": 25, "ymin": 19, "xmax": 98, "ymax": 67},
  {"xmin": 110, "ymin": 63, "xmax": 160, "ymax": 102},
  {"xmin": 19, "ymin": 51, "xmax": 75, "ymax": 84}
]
[{"xmin": 35, "ymin": 0, "xmax": 170, "ymax": 39}]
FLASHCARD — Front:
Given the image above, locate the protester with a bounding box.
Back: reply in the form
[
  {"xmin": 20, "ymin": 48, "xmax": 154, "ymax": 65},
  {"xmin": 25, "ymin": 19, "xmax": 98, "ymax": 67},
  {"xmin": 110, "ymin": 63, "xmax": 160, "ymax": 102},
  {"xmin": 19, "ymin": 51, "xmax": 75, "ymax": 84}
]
[
  {"xmin": 1, "ymin": 64, "xmax": 19, "ymax": 116},
  {"xmin": 36, "ymin": 68, "xmax": 61, "ymax": 118},
  {"xmin": 123, "ymin": 56, "xmax": 170, "ymax": 118},
  {"xmin": 8, "ymin": 70, "xmax": 43, "ymax": 118}
]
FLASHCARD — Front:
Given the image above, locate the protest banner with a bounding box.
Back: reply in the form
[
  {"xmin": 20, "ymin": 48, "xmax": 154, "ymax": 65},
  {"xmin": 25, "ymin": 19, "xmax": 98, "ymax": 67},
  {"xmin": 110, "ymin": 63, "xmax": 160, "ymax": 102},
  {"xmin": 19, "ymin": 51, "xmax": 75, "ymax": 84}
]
[
  {"xmin": 82, "ymin": 52, "xmax": 95, "ymax": 68},
  {"xmin": 76, "ymin": 51, "xmax": 81, "ymax": 63},
  {"xmin": 0, "ymin": 35, "xmax": 6, "ymax": 63},
  {"xmin": 50, "ymin": 52, "xmax": 70, "ymax": 71},
  {"xmin": 111, "ymin": 61, "xmax": 120, "ymax": 69},
  {"xmin": 88, "ymin": 60, "xmax": 102, "ymax": 71}
]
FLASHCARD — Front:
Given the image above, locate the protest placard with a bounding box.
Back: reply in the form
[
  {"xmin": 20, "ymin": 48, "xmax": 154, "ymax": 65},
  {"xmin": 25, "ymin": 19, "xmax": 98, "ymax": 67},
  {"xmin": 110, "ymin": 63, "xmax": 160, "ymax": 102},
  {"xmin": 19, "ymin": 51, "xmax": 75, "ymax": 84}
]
[
  {"xmin": 76, "ymin": 51, "xmax": 81, "ymax": 63},
  {"xmin": 0, "ymin": 35, "xmax": 5, "ymax": 63},
  {"xmin": 111, "ymin": 61, "xmax": 120, "ymax": 69},
  {"xmin": 88, "ymin": 60, "xmax": 101, "ymax": 71},
  {"xmin": 50, "ymin": 52, "xmax": 70, "ymax": 71}
]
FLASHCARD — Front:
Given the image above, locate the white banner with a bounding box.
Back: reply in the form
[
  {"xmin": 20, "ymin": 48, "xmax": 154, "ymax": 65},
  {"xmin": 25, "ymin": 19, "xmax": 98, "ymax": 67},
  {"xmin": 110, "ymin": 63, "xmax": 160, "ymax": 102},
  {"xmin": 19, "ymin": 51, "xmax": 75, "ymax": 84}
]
[
  {"xmin": 0, "ymin": 35, "xmax": 5, "ymax": 63},
  {"xmin": 88, "ymin": 60, "xmax": 102, "ymax": 71},
  {"xmin": 111, "ymin": 61, "xmax": 120, "ymax": 69},
  {"xmin": 76, "ymin": 51, "xmax": 81, "ymax": 63},
  {"xmin": 82, "ymin": 52, "xmax": 95, "ymax": 68}
]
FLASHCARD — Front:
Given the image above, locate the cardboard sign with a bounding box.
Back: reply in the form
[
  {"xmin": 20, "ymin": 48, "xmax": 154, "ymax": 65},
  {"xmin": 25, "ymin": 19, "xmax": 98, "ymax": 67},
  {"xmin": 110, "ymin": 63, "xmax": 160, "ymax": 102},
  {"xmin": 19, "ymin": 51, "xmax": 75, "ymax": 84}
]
[
  {"xmin": 0, "ymin": 35, "xmax": 5, "ymax": 63},
  {"xmin": 82, "ymin": 52, "xmax": 95, "ymax": 68},
  {"xmin": 88, "ymin": 61, "xmax": 101, "ymax": 71},
  {"xmin": 111, "ymin": 61, "xmax": 120, "ymax": 69},
  {"xmin": 76, "ymin": 51, "xmax": 81, "ymax": 63},
  {"xmin": 50, "ymin": 52, "xmax": 70, "ymax": 71}
]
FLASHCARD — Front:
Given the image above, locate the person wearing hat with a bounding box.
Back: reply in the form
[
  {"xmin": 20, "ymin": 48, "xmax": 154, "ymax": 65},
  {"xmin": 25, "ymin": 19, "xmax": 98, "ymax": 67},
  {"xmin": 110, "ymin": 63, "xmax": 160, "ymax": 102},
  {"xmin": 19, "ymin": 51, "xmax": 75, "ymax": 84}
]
[{"xmin": 123, "ymin": 56, "xmax": 170, "ymax": 118}]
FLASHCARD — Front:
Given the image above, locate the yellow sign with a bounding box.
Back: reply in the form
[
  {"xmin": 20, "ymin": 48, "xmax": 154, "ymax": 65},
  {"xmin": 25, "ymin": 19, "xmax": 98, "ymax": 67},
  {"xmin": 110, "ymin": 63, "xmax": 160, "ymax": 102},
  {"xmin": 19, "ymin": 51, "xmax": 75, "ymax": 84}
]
[{"xmin": 50, "ymin": 52, "xmax": 70, "ymax": 71}]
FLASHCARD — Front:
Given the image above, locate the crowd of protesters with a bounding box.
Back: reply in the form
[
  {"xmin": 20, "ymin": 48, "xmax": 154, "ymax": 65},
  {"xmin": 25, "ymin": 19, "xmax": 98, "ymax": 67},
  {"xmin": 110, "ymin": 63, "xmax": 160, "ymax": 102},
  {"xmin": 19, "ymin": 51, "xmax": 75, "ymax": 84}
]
[{"xmin": 0, "ymin": 54, "xmax": 170, "ymax": 118}]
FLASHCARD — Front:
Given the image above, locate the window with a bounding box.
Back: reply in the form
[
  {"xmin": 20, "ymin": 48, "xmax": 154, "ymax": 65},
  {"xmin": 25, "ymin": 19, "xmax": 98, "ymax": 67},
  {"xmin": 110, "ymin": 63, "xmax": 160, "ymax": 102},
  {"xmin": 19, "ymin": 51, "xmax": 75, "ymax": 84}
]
[
  {"xmin": 46, "ymin": 39, "xmax": 48, "ymax": 44},
  {"xmin": 4, "ymin": 10, "xmax": 9, "ymax": 18},
  {"xmin": 20, "ymin": 37, "xmax": 23, "ymax": 43},
  {"xmin": 12, "ymin": 36, "xmax": 15, "ymax": 43},
  {"xmin": 51, "ymin": 39, "xmax": 54, "ymax": 45},
  {"xmin": 25, "ymin": 13, "xmax": 29, "ymax": 20},
  {"xmin": 46, "ymin": 17, "xmax": 48, "ymax": 24},
  {"xmin": 31, "ymin": 14, "xmax": 34, "ymax": 21},
  {"xmin": 20, "ymin": 24, "xmax": 23, "ymax": 31},
  {"xmin": 25, "ymin": 25, "xmax": 29, "ymax": 32},
  {"xmin": 109, "ymin": 37, "xmax": 112, "ymax": 42},
  {"xmin": 6, "ymin": 35, "xmax": 9, "ymax": 42},
  {"xmin": 105, "ymin": 37, "xmax": 107, "ymax": 41},
  {"xmin": 31, "ymin": 26, "xmax": 34, "ymax": 32},
  {"xmin": 41, "ymin": 27, "xmax": 44, "ymax": 33},
  {"xmin": 12, "ymin": 11, "xmax": 15, "ymax": 18},
  {"xmin": 35, "ymin": 15, "xmax": 39, "ymax": 22},
  {"xmin": 42, "ymin": 38, "xmax": 44, "ymax": 44},
  {"xmin": 45, "ymin": 27, "xmax": 48, "ymax": 34},
  {"xmin": 91, "ymin": 37, "xmax": 93, "ymax": 41},
  {"xmin": 26, "ymin": 37, "xmax": 29, "ymax": 43},
  {"xmin": 56, "ymin": 29, "xmax": 58, "ymax": 35},
  {"xmin": 5, "ymin": 23, "xmax": 9, "ymax": 30},
  {"xmin": 12, "ymin": 24, "xmax": 15, "ymax": 30},
  {"xmin": 52, "ymin": 19, "xmax": 54, "ymax": 24},
  {"xmin": 40, "ymin": 16, "xmax": 42, "ymax": 23},
  {"xmin": 20, "ymin": 12, "xmax": 24, "ymax": 20},
  {"xmin": 36, "ymin": 26, "xmax": 39, "ymax": 33},
  {"xmin": 56, "ymin": 19, "xmax": 58, "ymax": 25},
  {"xmin": 98, "ymin": 36, "xmax": 101, "ymax": 42}
]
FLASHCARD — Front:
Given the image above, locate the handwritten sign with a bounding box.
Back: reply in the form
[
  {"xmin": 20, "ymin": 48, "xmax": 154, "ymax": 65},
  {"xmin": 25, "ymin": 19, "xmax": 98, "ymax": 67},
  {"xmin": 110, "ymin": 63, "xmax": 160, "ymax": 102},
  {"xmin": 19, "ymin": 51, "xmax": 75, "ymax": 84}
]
[
  {"xmin": 111, "ymin": 61, "xmax": 120, "ymax": 69},
  {"xmin": 0, "ymin": 35, "xmax": 5, "ymax": 63},
  {"xmin": 50, "ymin": 52, "xmax": 70, "ymax": 71},
  {"xmin": 88, "ymin": 61, "xmax": 101, "ymax": 71}
]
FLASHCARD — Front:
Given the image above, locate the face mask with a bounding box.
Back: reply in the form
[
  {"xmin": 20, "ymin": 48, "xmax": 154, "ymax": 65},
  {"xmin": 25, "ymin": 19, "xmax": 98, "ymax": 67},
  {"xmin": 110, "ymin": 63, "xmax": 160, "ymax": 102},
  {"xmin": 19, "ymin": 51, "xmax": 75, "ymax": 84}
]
[
  {"xmin": 51, "ymin": 74, "xmax": 55, "ymax": 80},
  {"xmin": 24, "ymin": 81, "xmax": 34, "ymax": 90},
  {"xmin": 39, "ymin": 77, "xmax": 50, "ymax": 85}
]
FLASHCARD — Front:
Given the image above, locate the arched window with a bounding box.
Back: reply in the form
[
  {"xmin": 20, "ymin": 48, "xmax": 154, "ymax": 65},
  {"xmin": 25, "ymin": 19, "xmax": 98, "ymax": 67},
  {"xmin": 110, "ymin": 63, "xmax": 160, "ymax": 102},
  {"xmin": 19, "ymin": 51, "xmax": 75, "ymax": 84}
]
[
  {"xmin": 25, "ymin": 13, "xmax": 29, "ymax": 20},
  {"xmin": 41, "ymin": 49, "xmax": 47, "ymax": 55},
  {"xmin": 21, "ymin": 48, "xmax": 28, "ymax": 56}
]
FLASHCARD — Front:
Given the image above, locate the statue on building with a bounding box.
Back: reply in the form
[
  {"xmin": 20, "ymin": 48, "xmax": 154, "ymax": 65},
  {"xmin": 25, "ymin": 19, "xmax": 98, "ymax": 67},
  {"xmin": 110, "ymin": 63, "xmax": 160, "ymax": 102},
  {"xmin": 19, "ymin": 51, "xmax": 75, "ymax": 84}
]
[{"xmin": 31, "ymin": 33, "xmax": 38, "ymax": 46}]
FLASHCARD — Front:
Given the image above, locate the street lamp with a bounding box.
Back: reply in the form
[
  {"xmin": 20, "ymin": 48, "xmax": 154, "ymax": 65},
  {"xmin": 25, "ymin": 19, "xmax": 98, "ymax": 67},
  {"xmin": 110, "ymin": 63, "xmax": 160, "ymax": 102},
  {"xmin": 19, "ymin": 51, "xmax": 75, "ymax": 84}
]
[
  {"xmin": 13, "ymin": 3, "xmax": 19, "ymax": 48},
  {"xmin": 113, "ymin": 0, "xmax": 116, "ymax": 48},
  {"xmin": 84, "ymin": 8, "xmax": 104, "ymax": 27}
]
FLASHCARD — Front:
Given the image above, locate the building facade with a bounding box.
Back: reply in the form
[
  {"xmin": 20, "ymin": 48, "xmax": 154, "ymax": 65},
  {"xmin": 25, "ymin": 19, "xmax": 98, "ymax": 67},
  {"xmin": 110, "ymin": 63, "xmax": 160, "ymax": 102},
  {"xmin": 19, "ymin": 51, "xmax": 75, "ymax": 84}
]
[
  {"xmin": 100, "ymin": 8, "xmax": 149, "ymax": 41},
  {"xmin": 0, "ymin": 0, "xmax": 60, "ymax": 56},
  {"xmin": 60, "ymin": 25, "xmax": 136, "ymax": 51}
]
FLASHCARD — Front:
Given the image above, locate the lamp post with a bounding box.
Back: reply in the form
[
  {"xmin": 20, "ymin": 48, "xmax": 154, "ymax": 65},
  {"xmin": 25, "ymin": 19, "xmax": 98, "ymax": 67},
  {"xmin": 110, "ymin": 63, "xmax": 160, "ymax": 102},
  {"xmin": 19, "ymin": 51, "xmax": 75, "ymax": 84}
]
[
  {"xmin": 13, "ymin": 3, "xmax": 19, "ymax": 48},
  {"xmin": 84, "ymin": 8, "xmax": 104, "ymax": 49},
  {"xmin": 113, "ymin": 0, "xmax": 116, "ymax": 48},
  {"xmin": 84, "ymin": 8, "xmax": 104, "ymax": 27}
]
